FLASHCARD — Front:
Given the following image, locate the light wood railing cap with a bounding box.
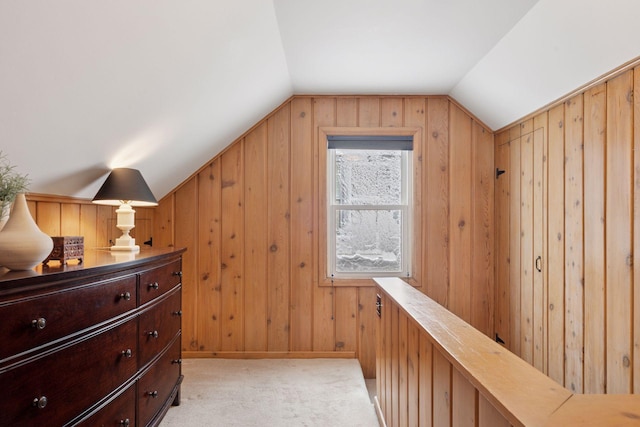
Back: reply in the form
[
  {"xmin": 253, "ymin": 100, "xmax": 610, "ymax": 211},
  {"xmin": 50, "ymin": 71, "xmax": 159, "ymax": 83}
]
[{"xmin": 375, "ymin": 277, "xmax": 573, "ymax": 427}]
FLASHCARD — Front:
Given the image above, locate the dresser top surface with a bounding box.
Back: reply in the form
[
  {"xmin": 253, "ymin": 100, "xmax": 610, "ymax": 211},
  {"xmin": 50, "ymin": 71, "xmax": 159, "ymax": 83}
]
[{"xmin": 0, "ymin": 247, "xmax": 186, "ymax": 290}]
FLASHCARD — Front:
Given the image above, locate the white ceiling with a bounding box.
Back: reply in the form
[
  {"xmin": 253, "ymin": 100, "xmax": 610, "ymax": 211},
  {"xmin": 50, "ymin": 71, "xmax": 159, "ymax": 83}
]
[{"xmin": 1, "ymin": 0, "xmax": 639, "ymax": 201}]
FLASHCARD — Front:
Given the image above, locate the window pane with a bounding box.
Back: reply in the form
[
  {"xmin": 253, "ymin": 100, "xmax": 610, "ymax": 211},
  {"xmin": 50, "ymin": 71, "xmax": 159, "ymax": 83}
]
[
  {"xmin": 335, "ymin": 209, "xmax": 402, "ymax": 273},
  {"xmin": 335, "ymin": 150, "xmax": 402, "ymax": 205}
]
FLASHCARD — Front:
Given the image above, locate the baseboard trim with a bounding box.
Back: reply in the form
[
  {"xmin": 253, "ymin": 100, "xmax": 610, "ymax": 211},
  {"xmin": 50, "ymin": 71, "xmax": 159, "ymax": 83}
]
[
  {"xmin": 182, "ymin": 351, "xmax": 357, "ymax": 359},
  {"xmin": 373, "ymin": 396, "xmax": 386, "ymax": 427}
]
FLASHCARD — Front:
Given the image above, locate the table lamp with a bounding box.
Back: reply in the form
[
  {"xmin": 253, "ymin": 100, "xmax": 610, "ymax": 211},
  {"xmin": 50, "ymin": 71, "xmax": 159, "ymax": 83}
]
[{"xmin": 92, "ymin": 168, "xmax": 158, "ymax": 252}]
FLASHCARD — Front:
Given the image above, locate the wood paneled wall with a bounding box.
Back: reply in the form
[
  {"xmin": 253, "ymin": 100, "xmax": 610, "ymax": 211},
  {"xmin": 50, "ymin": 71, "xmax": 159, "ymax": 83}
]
[
  {"xmin": 24, "ymin": 194, "xmax": 154, "ymax": 251},
  {"xmin": 153, "ymin": 95, "xmax": 495, "ymax": 378},
  {"xmin": 495, "ymin": 65, "xmax": 640, "ymax": 394}
]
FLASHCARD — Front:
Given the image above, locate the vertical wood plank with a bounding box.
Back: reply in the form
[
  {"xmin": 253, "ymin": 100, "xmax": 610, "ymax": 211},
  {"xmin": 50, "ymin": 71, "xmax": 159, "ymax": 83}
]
[
  {"xmin": 494, "ymin": 131, "xmax": 511, "ymax": 348},
  {"xmin": 398, "ymin": 311, "xmax": 409, "ymax": 427},
  {"xmin": 404, "ymin": 98, "xmax": 425, "ymax": 286},
  {"xmin": 471, "ymin": 122, "xmax": 494, "ymax": 337},
  {"xmin": 384, "ymin": 294, "xmax": 393, "ymax": 424},
  {"xmin": 425, "ymin": 98, "xmax": 449, "ymax": 307},
  {"xmin": 220, "ymin": 142, "xmax": 244, "ymax": 351},
  {"xmin": 520, "ymin": 119, "xmax": 534, "ymax": 136},
  {"xmin": 132, "ymin": 207, "xmax": 153, "ymax": 248},
  {"xmin": 358, "ymin": 287, "xmax": 377, "ymax": 378},
  {"xmin": 532, "ymin": 127, "xmax": 546, "ymax": 372},
  {"xmin": 60, "ymin": 203, "xmax": 80, "ymax": 236},
  {"xmin": 376, "ymin": 290, "xmax": 385, "ymax": 421},
  {"xmin": 564, "ymin": 94, "xmax": 584, "ymax": 393},
  {"xmin": 333, "ymin": 96, "xmax": 358, "ymax": 356},
  {"xmin": 358, "ymin": 97, "xmax": 380, "ymax": 127},
  {"xmin": 547, "ymin": 104, "xmax": 565, "ymax": 384},
  {"xmin": 175, "ymin": 178, "xmax": 198, "ymax": 351},
  {"xmin": 336, "ymin": 97, "xmax": 358, "ymax": 127},
  {"xmin": 313, "ymin": 97, "xmax": 336, "ymax": 351},
  {"xmin": 335, "ymin": 288, "xmax": 357, "ymax": 352},
  {"xmin": 509, "ymin": 133, "xmax": 522, "ymax": 357},
  {"xmin": 79, "ymin": 204, "xmax": 97, "ymax": 250},
  {"xmin": 36, "ymin": 202, "xmax": 60, "ymax": 236},
  {"xmin": 606, "ymin": 70, "xmax": 634, "ymax": 394},
  {"xmin": 391, "ymin": 305, "xmax": 400, "ymax": 427},
  {"xmin": 418, "ymin": 334, "xmax": 433, "ymax": 427},
  {"xmin": 96, "ymin": 205, "xmax": 114, "ymax": 249},
  {"xmin": 478, "ymin": 394, "xmax": 509, "ymax": 427},
  {"xmin": 381, "ymin": 98, "xmax": 403, "ymax": 127},
  {"xmin": 452, "ymin": 369, "xmax": 477, "ymax": 427},
  {"xmin": 584, "ymin": 84, "xmax": 606, "ymax": 394},
  {"xmin": 407, "ymin": 320, "xmax": 419, "ymax": 426},
  {"xmin": 197, "ymin": 161, "xmax": 222, "ymax": 351},
  {"xmin": 153, "ymin": 196, "xmax": 174, "ymax": 249},
  {"xmin": 290, "ymin": 97, "xmax": 314, "ymax": 352},
  {"xmin": 520, "ymin": 133, "xmax": 534, "ymax": 365},
  {"xmin": 450, "ymin": 104, "xmax": 472, "ymax": 322},
  {"xmin": 267, "ymin": 105, "xmax": 291, "ymax": 351},
  {"xmin": 243, "ymin": 124, "xmax": 268, "ymax": 351},
  {"xmin": 433, "ymin": 350, "xmax": 451, "ymax": 427},
  {"xmin": 534, "ymin": 111, "xmax": 548, "ymax": 376}
]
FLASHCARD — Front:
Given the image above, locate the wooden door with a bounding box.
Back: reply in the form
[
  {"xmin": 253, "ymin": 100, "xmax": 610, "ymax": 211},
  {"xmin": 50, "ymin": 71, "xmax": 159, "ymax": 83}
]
[{"xmin": 494, "ymin": 129, "xmax": 546, "ymax": 372}]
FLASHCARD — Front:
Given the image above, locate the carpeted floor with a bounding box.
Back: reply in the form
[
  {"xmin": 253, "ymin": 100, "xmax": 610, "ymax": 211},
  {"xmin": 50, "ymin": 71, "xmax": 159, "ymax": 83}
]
[{"xmin": 160, "ymin": 358, "xmax": 380, "ymax": 427}]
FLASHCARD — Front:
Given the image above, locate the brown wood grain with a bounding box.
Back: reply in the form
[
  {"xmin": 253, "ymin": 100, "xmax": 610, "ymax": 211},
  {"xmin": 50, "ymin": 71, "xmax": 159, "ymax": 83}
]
[
  {"xmin": 583, "ymin": 84, "xmax": 606, "ymax": 394},
  {"xmin": 197, "ymin": 161, "xmax": 222, "ymax": 352},
  {"xmin": 546, "ymin": 103, "xmax": 565, "ymax": 385},
  {"xmin": 564, "ymin": 94, "xmax": 584, "ymax": 393},
  {"xmin": 244, "ymin": 124, "xmax": 268, "ymax": 351},
  {"xmin": 290, "ymin": 97, "xmax": 314, "ymax": 352},
  {"xmin": 267, "ymin": 105, "xmax": 291, "ymax": 351},
  {"xmin": 605, "ymin": 70, "xmax": 634, "ymax": 394}
]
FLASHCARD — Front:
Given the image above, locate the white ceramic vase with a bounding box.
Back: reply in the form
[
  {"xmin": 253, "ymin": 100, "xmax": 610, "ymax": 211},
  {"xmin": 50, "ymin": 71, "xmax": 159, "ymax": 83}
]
[{"xmin": 0, "ymin": 193, "xmax": 53, "ymax": 270}]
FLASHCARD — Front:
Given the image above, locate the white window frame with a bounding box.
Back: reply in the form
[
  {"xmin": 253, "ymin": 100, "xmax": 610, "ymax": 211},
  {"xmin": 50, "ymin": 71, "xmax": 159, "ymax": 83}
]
[{"xmin": 327, "ymin": 137, "xmax": 413, "ymax": 279}]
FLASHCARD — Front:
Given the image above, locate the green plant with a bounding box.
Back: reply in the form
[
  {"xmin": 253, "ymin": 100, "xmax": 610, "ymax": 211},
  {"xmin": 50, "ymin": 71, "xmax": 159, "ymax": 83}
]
[{"xmin": 0, "ymin": 151, "xmax": 30, "ymax": 207}]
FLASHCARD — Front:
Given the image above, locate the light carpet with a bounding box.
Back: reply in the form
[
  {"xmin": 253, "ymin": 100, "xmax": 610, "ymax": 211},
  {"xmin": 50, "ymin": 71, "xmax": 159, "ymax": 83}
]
[{"xmin": 160, "ymin": 358, "xmax": 380, "ymax": 427}]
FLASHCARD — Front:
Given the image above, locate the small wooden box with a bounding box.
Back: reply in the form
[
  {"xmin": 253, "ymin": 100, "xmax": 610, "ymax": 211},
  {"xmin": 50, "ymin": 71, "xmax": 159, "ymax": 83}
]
[{"xmin": 44, "ymin": 236, "xmax": 84, "ymax": 265}]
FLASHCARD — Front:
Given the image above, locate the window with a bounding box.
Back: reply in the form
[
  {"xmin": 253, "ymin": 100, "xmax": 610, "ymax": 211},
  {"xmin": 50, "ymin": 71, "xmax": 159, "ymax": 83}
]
[{"xmin": 327, "ymin": 135, "xmax": 413, "ymax": 279}]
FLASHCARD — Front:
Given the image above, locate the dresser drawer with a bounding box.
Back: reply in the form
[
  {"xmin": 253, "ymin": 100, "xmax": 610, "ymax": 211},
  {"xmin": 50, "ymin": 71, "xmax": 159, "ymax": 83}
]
[
  {"xmin": 0, "ymin": 318, "xmax": 138, "ymax": 427},
  {"xmin": 0, "ymin": 275, "xmax": 136, "ymax": 362},
  {"xmin": 138, "ymin": 337, "xmax": 182, "ymax": 426},
  {"xmin": 75, "ymin": 383, "xmax": 136, "ymax": 427},
  {"xmin": 139, "ymin": 259, "xmax": 182, "ymax": 305},
  {"xmin": 139, "ymin": 287, "xmax": 181, "ymax": 368}
]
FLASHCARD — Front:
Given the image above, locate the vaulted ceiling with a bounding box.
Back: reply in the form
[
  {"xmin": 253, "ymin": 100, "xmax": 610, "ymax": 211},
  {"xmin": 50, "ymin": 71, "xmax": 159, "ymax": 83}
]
[{"xmin": 1, "ymin": 0, "xmax": 639, "ymax": 201}]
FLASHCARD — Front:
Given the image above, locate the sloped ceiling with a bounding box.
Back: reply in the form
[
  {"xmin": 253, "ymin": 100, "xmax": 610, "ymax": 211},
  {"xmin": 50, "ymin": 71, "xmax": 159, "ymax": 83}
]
[{"xmin": 1, "ymin": 0, "xmax": 639, "ymax": 201}]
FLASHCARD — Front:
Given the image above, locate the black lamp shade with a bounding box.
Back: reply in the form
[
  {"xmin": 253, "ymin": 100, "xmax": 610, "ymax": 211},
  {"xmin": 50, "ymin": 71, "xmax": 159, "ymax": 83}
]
[{"xmin": 92, "ymin": 168, "xmax": 158, "ymax": 207}]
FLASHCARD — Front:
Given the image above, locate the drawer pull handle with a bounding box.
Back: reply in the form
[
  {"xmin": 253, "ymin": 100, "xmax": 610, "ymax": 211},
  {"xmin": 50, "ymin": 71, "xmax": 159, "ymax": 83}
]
[
  {"xmin": 121, "ymin": 349, "xmax": 133, "ymax": 358},
  {"xmin": 147, "ymin": 330, "xmax": 159, "ymax": 338},
  {"xmin": 171, "ymin": 359, "xmax": 182, "ymax": 365},
  {"xmin": 31, "ymin": 318, "xmax": 47, "ymax": 330},
  {"xmin": 147, "ymin": 390, "xmax": 159, "ymax": 398},
  {"xmin": 119, "ymin": 291, "xmax": 131, "ymax": 301},
  {"xmin": 148, "ymin": 282, "xmax": 159, "ymax": 290},
  {"xmin": 172, "ymin": 310, "xmax": 183, "ymax": 316},
  {"xmin": 32, "ymin": 396, "xmax": 48, "ymax": 409},
  {"xmin": 119, "ymin": 419, "xmax": 130, "ymax": 427},
  {"xmin": 173, "ymin": 271, "xmax": 183, "ymax": 278}
]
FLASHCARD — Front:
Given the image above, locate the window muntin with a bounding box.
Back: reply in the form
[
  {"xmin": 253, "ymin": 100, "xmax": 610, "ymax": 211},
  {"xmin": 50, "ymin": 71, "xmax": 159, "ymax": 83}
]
[{"xmin": 327, "ymin": 137, "xmax": 412, "ymax": 279}]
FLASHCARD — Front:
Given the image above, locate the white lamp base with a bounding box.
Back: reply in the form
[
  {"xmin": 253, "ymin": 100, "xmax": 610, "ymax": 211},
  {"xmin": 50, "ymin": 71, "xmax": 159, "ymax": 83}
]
[{"xmin": 111, "ymin": 202, "xmax": 140, "ymax": 252}]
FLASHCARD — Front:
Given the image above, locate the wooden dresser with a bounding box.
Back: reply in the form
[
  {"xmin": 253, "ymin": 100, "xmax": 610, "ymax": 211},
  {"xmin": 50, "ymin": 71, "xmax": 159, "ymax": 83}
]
[{"xmin": 0, "ymin": 248, "xmax": 186, "ymax": 427}]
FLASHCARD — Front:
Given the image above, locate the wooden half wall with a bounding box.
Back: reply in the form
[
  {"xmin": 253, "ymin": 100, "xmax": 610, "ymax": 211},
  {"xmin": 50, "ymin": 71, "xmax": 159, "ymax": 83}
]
[
  {"xmin": 495, "ymin": 63, "xmax": 640, "ymax": 394},
  {"xmin": 153, "ymin": 95, "xmax": 495, "ymax": 378}
]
